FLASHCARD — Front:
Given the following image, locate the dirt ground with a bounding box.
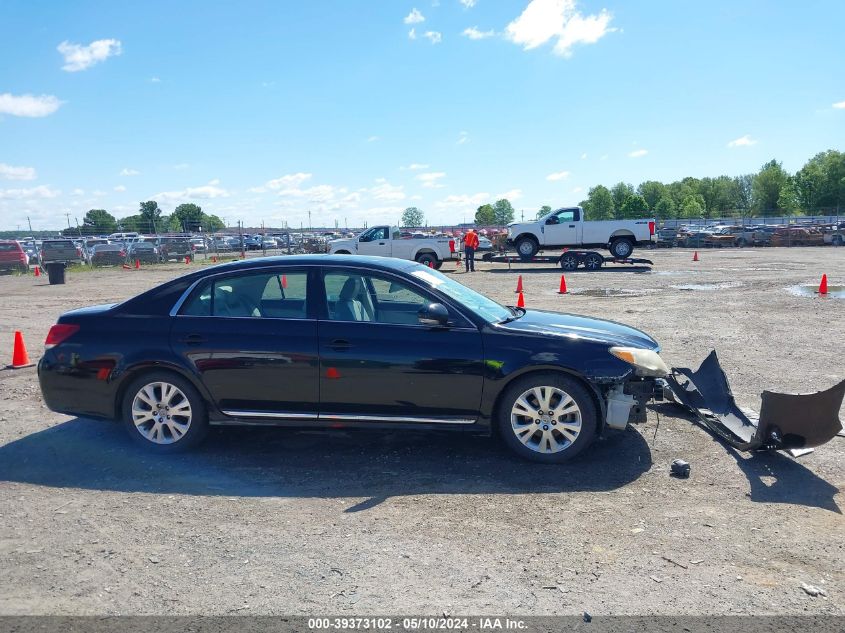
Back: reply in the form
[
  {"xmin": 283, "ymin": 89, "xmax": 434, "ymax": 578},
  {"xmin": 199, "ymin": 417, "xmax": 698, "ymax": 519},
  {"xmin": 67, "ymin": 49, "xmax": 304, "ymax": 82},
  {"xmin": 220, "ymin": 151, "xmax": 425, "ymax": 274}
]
[{"xmin": 0, "ymin": 246, "xmax": 843, "ymax": 616}]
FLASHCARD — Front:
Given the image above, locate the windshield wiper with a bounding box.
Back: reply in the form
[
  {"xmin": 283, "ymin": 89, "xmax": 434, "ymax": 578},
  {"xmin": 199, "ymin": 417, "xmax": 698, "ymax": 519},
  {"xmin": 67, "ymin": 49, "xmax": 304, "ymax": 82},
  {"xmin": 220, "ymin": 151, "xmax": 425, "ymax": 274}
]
[{"xmin": 499, "ymin": 306, "xmax": 525, "ymax": 323}]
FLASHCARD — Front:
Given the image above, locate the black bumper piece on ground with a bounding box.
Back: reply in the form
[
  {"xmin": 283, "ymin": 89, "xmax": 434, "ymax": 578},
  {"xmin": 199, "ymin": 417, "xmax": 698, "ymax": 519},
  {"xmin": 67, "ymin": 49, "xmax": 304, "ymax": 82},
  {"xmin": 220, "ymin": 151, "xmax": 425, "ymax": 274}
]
[{"xmin": 665, "ymin": 350, "xmax": 845, "ymax": 452}]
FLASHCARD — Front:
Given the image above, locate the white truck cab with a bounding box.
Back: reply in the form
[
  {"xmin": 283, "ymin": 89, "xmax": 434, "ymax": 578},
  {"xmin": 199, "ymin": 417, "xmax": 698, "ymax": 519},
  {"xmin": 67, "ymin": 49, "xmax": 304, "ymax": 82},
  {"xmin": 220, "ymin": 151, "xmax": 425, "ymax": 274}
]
[
  {"xmin": 328, "ymin": 226, "xmax": 457, "ymax": 269},
  {"xmin": 507, "ymin": 206, "xmax": 655, "ymax": 260}
]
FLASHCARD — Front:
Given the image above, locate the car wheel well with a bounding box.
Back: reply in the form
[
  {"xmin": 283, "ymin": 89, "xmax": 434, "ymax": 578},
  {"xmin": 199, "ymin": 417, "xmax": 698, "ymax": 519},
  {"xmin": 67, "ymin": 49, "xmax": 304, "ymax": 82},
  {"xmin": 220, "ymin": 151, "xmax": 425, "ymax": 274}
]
[
  {"xmin": 334, "ymin": 250, "xmax": 351, "ymax": 255},
  {"xmin": 492, "ymin": 367, "xmax": 605, "ymax": 433},
  {"xmin": 114, "ymin": 366, "xmax": 204, "ymax": 420},
  {"xmin": 514, "ymin": 233, "xmax": 539, "ymax": 246}
]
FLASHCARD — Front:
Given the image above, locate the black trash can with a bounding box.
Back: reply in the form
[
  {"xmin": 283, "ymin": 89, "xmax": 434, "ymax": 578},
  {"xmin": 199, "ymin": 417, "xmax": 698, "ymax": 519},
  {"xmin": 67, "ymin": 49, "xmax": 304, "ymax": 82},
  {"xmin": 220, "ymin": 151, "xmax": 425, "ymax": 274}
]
[{"xmin": 45, "ymin": 262, "xmax": 67, "ymax": 285}]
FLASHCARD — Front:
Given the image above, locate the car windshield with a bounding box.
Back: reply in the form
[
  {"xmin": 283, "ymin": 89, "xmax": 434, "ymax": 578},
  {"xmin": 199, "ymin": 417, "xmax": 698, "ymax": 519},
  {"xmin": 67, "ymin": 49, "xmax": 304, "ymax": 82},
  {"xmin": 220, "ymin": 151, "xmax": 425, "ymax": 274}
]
[{"xmin": 409, "ymin": 267, "xmax": 512, "ymax": 323}]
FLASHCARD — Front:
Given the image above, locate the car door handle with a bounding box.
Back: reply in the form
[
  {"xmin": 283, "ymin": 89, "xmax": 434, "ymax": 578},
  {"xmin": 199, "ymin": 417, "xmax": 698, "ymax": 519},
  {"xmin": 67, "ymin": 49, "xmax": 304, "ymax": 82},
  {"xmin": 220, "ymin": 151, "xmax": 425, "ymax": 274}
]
[
  {"xmin": 179, "ymin": 334, "xmax": 207, "ymax": 345},
  {"xmin": 378, "ymin": 242, "xmax": 385, "ymax": 245},
  {"xmin": 569, "ymin": 224, "xmax": 576, "ymax": 228},
  {"xmin": 329, "ymin": 339, "xmax": 352, "ymax": 351}
]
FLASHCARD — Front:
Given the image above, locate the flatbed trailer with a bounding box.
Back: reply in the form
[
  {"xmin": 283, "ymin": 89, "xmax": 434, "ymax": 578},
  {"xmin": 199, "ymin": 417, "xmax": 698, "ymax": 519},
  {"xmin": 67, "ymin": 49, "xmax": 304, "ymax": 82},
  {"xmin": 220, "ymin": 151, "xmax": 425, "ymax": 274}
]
[{"xmin": 482, "ymin": 249, "xmax": 653, "ymax": 271}]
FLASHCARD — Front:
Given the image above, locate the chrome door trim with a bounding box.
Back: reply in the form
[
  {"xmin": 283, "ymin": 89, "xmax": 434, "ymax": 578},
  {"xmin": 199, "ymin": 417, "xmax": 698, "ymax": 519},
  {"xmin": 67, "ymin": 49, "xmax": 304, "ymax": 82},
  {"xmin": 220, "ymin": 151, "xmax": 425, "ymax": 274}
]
[{"xmin": 221, "ymin": 410, "xmax": 476, "ymax": 425}]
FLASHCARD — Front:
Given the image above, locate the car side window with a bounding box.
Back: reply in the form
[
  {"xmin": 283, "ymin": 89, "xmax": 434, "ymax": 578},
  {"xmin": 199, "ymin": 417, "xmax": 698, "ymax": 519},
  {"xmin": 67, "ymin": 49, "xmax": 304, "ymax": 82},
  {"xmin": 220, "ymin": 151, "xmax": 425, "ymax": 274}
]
[
  {"xmin": 324, "ymin": 270, "xmax": 434, "ymax": 325},
  {"xmin": 556, "ymin": 210, "xmax": 575, "ymax": 223},
  {"xmin": 179, "ymin": 271, "xmax": 308, "ymax": 319}
]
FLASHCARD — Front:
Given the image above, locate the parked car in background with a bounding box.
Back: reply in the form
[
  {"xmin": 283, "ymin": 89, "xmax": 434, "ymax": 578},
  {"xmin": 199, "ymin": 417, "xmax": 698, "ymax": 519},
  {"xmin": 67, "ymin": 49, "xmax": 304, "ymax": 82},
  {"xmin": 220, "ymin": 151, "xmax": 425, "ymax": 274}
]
[
  {"xmin": 40, "ymin": 239, "xmax": 83, "ymax": 266},
  {"xmin": 20, "ymin": 241, "xmax": 39, "ymax": 265},
  {"xmin": 158, "ymin": 237, "xmax": 194, "ymax": 262},
  {"xmin": 477, "ymin": 236, "xmax": 494, "ymax": 252},
  {"xmin": 822, "ymin": 224, "xmax": 845, "ymax": 246},
  {"xmin": 38, "ymin": 254, "xmax": 667, "ymax": 463},
  {"xmin": 90, "ymin": 243, "xmax": 127, "ymax": 266},
  {"xmin": 244, "ymin": 235, "xmax": 263, "ymax": 251},
  {"xmin": 0, "ymin": 240, "xmax": 29, "ymax": 273},
  {"xmin": 328, "ymin": 225, "xmax": 458, "ymax": 268},
  {"xmin": 655, "ymin": 227, "xmax": 678, "ymax": 247},
  {"xmin": 190, "ymin": 238, "xmax": 207, "ymax": 253},
  {"xmin": 127, "ymin": 241, "xmax": 160, "ymax": 264}
]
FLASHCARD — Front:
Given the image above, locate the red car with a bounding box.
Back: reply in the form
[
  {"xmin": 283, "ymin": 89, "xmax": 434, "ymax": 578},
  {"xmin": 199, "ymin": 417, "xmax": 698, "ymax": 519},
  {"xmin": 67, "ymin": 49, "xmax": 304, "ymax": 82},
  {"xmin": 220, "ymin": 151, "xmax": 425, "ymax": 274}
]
[{"xmin": 0, "ymin": 241, "xmax": 28, "ymax": 273}]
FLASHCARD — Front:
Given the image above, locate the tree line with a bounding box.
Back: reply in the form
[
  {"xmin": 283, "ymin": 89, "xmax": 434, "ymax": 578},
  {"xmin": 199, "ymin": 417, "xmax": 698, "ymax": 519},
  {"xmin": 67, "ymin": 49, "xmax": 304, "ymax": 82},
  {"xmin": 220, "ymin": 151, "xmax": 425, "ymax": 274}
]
[
  {"xmin": 59, "ymin": 201, "xmax": 226, "ymax": 236},
  {"xmin": 576, "ymin": 150, "xmax": 844, "ymax": 221}
]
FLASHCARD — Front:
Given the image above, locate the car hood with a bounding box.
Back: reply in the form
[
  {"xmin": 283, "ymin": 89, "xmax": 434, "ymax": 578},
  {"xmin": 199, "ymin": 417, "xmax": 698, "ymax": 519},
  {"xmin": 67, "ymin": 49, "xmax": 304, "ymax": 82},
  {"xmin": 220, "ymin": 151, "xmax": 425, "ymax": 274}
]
[{"xmin": 494, "ymin": 309, "xmax": 659, "ymax": 351}]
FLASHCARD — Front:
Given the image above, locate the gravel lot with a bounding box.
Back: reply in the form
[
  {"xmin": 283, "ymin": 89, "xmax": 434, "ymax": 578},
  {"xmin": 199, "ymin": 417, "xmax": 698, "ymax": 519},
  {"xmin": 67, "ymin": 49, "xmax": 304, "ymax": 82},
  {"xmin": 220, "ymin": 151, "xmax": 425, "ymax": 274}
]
[{"xmin": 0, "ymin": 247, "xmax": 843, "ymax": 616}]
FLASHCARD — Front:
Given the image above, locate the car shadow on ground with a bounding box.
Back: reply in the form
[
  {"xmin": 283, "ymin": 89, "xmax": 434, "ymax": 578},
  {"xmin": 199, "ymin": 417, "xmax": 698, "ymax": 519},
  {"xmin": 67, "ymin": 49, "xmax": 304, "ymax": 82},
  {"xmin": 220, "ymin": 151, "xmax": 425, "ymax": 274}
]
[
  {"xmin": 650, "ymin": 403, "xmax": 841, "ymax": 514},
  {"xmin": 0, "ymin": 418, "xmax": 652, "ymax": 510}
]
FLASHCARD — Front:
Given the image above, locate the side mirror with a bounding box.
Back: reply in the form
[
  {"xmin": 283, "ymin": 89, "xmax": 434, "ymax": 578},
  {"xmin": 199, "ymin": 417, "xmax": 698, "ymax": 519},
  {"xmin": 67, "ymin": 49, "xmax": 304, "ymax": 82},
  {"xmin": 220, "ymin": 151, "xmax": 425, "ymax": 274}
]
[
  {"xmin": 546, "ymin": 217, "xmax": 559, "ymax": 225},
  {"xmin": 358, "ymin": 235, "xmax": 369, "ymax": 243},
  {"xmin": 418, "ymin": 302, "xmax": 450, "ymax": 327}
]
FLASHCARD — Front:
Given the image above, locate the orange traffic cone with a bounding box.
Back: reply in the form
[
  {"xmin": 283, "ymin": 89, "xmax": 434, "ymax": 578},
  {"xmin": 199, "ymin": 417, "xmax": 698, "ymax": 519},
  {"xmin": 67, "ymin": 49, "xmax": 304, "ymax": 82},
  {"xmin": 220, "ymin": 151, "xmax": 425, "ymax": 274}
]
[
  {"xmin": 819, "ymin": 274, "xmax": 828, "ymax": 295},
  {"xmin": 558, "ymin": 275, "xmax": 568, "ymax": 294},
  {"xmin": 516, "ymin": 292, "xmax": 525, "ymax": 308},
  {"xmin": 135, "ymin": 259, "xmax": 140, "ymax": 269},
  {"xmin": 692, "ymin": 251, "xmax": 699, "ymax": 262},
  {"xmin": 211, "ymin": 256, "xmax": 217, "ymax": 263},
  {"xmin": 428, "ymin": 260, "xmax": 433, "ymax": 268},
  {"xmin": 515, "ymin": 275, "xmax": 524, "ymax": 293},
  {"xmin": 121, "ymin": 263, "xmax": 132, "ymax": 270},
  {"xmin": 281, "ymin": 274, "xmax": 288, "ymax": 289},
  {"xmin": 184, "ymin": 255, "xmax": 191, "ymax": 265},
  {"xmin": 34, "ymin": 265, "xmax": 40, "ymax": 277},
  {"xmin": 7, "ymin": 331, "xmax": 34, "ymax": 369}
]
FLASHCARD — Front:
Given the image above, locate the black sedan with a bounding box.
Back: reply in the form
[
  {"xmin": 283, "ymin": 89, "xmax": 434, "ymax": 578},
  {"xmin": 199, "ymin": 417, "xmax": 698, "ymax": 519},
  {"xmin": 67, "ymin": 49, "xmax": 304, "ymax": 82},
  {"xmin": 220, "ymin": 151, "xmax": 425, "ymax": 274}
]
[{"xmin": 37, "ymin": 255, "xmax": 668, "ymax": 463}]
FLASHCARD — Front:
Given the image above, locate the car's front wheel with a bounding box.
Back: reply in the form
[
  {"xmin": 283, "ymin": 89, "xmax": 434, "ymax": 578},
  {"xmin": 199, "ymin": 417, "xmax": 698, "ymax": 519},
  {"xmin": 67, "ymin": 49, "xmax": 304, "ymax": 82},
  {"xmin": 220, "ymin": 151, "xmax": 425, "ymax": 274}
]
[
  {"xmin": 122, "ymin": 372, "xmax": 208, "ymax": 452},
  {"xmin": 497, "ymin": 373, "xmax": 597, "ymax": 463},
  {"xmin": 609, "ymin": 238, "xmax": 634, "ymax": 258},
  {"xmin": 515, "ymin": 236, "xmax": 538, "ymax": 261}
]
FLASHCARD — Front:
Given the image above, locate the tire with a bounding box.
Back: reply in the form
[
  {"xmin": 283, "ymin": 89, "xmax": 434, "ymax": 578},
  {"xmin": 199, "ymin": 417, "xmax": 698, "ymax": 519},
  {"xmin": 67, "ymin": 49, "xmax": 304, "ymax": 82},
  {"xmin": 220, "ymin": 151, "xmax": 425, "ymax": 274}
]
[
  {"xmin": 560, "ymin": 252, "xmax": 578, "ymax": 271},
  {"xmin": 515, "ymin": 236, "xmax": 539, "ymax": 261},
  {"xmin": 121, "ymin": 371, "xmax": 208, "ymax": 453},
  {"xmin": 735, "ymin": 238, "xmax": 748, "ymax": 247},
  {"xmin": 609, "ymin": 238, "xmax": 634, "ymax": 259},
  {"xmin": 433, "ymin": 261, "xmax": 443, "ymax": 270},
  {"xmin": 833, "ymin": 235, "xmax": 844, "ymax": 247},
  {"xmin": 583, "ymin": 252, "xmax": 603, "ymax": 271},
  {"xmin": 497, "ymin": 372, "xmax": 598, "ymax": 463},
  {"xmin": 415, "ymin": 252, "xmax": 438, "ymax": 267}
]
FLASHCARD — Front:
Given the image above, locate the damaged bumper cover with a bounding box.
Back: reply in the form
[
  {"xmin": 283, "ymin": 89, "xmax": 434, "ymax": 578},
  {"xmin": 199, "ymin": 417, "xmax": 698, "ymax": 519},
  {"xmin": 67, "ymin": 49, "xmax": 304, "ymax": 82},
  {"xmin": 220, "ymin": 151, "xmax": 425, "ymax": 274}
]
[{"xmin": 665, "ymin": 350, "xmax": 845, "ymax": 451}]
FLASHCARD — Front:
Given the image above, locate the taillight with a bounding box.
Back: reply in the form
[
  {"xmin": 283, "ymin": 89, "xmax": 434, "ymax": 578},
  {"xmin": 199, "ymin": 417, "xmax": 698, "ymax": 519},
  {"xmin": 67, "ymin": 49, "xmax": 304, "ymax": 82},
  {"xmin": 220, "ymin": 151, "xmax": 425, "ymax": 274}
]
[
  {"xmin": 120, "ymin": 250, "xmax": 126, "ymax": 257},
  {"xmin": 648, "ymin": 221, "xmax": 655, "ymax": 236},
  {"xmin": 45, "ymin": 324, "xmax": 80, "ymax": 349},
  {"xmin": 449, "ymin": 240, "xmax": 455, "ymax": 253}
]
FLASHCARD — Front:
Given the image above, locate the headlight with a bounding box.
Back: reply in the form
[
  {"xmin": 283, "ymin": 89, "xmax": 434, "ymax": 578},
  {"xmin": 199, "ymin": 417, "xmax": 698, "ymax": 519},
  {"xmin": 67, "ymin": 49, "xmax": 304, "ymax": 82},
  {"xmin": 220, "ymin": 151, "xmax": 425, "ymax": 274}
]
[{"xmin": 609, "ymin": 346, "xmax": 669, "ymax": 377}]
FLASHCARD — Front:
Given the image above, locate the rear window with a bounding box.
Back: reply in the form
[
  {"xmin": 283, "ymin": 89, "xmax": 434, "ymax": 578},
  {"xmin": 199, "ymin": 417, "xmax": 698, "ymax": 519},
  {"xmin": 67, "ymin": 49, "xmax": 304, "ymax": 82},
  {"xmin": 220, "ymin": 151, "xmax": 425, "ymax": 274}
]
[
  {"xmin": 43, "ymin": 240, "xmax": 75, "ymax": 248},
  {"xmin": 0, "ymin": 243, "xmax": 21, "ymax": 252}
]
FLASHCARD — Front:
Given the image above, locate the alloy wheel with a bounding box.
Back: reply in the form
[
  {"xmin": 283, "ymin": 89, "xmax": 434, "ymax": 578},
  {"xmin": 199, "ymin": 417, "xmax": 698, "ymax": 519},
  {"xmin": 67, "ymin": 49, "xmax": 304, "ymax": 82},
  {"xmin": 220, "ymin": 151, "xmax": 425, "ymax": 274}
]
[
  {"xmin": 510, "ymin": 385, "xmax": 582, "ymax": 454},
  {"xmin": 131, "ymin": 381, "xmax": 193, "ymax": 444}
]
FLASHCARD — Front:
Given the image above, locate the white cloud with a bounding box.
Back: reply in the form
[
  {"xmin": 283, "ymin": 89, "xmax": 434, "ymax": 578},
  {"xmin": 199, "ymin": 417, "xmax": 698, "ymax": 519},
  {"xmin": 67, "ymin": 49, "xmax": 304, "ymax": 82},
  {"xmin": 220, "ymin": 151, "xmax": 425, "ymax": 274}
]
[
  {"xmin": 150, "ymin": 76, "xmax": 161, "ymax": 83},
  {"xmin": 57, "ymin": 38, "xmax": 122, "ymax": 72},
  {"xmin": 505, "ymin": 0, "xmax": 615, "ymax": 57},
  {"xmin": 457, "ymin": 130, "xmax": 469, "ymax": 144},
  {"xmin": 172, "ymin": 163, "xmax": 190, "ymax": 170},
  {"xmin": 463, "ymin": 27, "xmax": 495, "ymax": 40},
  {"xmin": 580, "ymin": 153, "xmax": 588, "ymax": 159},
  {"xmin": 0, "ymin": 185, "xmax": 60, "ymax": 200},
  {"xmin": 435, "ymin": 192, "xmax": 489, "ymax": 209},
  {"xmin": 401, "ymin": 163, "xmax": 430, "ymax": 171},
  {"xmin": 114, "ymin": 185, "xmax": 127, "ymax": 192},
  {"xmin": 424, "ymin": 31, "xmax": 443, "ymax": 44},
  {"xmin": 496, "ymin": 189, "xmax": 522, "ymax": 201},
  {"xmin": 251, "ymin": 172, "xmax": 313, "ymax": 193},
  {"xmin": 832, "ymin": 100, "xmax": 845, "ymax": 109},
  {"xmin": 92, "ymin": 189, "xmax": 107, "ymax": 197},
  {"xmin": 71, "ymin": 188, "xmax": 85, "ymax": 196},
  {"xmin": 408, "ymin": 28, "xmax": 417, "ymax": 40},
  {"xmin": 727, "ymin": 134, "xmax": 757, "ymax": 148},
  {"xmin": 628, "ymin": 149, "xmax": 648, "ymax": 158},
  {"xmin": 416, "ymin": 172, "xmax": 447, "ymax": 188},
  {"xmin": 460, "ymin": 0, "xmax": 477, "ymax": 7},
  {"xmin": 0, "ymin": 93, "xmax": 63, "ymax": 117},
  {"xmin": 370, "ymin": 179, "xmax": 406, "ymax": 201},
  {"xmin": 571, "ymin": 186, "xmax": 584, "ymax": 194},
  {"xmin": 404, "ymin": 8, "xmax": 425, "ymax": 24},
  {"xmin": 119, "ymin": 168, "xmax": 140, "ymax": 176},
  {"xmin": 367, "ymin": 135, "xmax": 380, "ymax": 142},
  {"xmin": 546, "ymin": 170, "xmax": 571, "ymax": 181},
  {"xmin": 155, "ymin": 180, "xmax": 230, "ymax": 203},
  {"xmin": 0, "ymin": 163, "xmax": 36, "ymax": 181}
]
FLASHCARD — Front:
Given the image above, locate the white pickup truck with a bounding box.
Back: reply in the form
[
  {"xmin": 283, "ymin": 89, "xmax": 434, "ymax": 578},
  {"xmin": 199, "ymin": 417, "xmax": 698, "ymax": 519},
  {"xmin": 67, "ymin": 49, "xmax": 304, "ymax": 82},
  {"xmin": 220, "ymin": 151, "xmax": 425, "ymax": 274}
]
[
  {"xmin": 507, "ymin": 207, "xmax": 655, "ymax": 260},
  {"xmin": 328, "ymin": 226, "xmax": 458, "ymax": 269}
]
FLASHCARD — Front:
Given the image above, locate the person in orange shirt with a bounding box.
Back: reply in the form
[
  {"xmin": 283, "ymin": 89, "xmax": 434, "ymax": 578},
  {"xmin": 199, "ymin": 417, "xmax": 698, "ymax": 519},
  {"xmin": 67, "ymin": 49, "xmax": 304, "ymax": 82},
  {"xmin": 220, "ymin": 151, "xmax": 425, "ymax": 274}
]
[{"xmin": 463, "ymin": 228, "xmax": 479, "ymax": 272}]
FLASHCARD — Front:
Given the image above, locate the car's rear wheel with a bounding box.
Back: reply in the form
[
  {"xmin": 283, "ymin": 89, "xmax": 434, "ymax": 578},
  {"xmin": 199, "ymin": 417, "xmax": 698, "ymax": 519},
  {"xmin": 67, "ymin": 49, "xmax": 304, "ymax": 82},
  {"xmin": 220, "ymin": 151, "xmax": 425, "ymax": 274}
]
[
  {"xmin": 609, "ymin": 238, "xmax": 634, "ymax": 258},
  {"xmin": 515, "ymin": 237, "xmax": 538, "ymax": 261},
  {"xmin": 415, "ymin": 252, "xmax": 438, "ymax": 267},
  {"xmin": 122, "ymin": 372, "xmax": 208, "ymax": 452},
  {"xmin": 497, "ymin": 373, "xmax": 597, "ymax": 463}
]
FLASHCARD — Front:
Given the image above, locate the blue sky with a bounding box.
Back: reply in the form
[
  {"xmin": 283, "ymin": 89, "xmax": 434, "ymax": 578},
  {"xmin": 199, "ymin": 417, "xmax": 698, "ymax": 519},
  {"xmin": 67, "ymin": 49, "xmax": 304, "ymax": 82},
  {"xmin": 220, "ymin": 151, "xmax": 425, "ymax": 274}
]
[{"xmin": 1, "ymin": 0, "xmax": 843, "ymax": 230}]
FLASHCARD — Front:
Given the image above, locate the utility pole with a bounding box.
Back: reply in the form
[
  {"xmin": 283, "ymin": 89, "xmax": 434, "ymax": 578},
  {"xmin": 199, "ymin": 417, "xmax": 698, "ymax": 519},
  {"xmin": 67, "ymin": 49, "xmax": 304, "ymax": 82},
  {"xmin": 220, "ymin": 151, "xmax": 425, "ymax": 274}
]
[
  {"xmin": 65, "ymin": 212, "xmax": 72, "ymax": 233},
  {"xmin": 27, "ymin": 216, "xmax": 33, "ymax": 233},
  {"xmin": 308, "ymin": 210, "xmax": 312, "ymax": 232},
  {"xmin": 238, "ymin": 220, "xmax": 245, "ymax": 259}
]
